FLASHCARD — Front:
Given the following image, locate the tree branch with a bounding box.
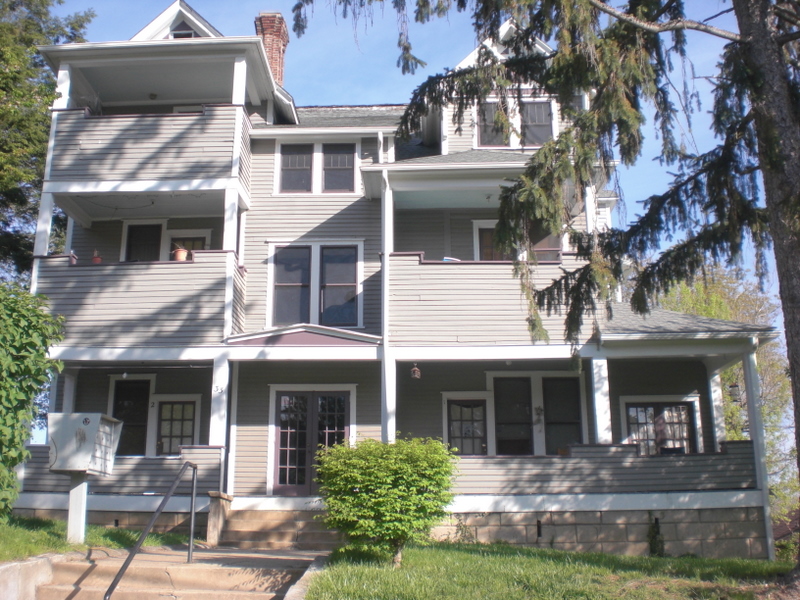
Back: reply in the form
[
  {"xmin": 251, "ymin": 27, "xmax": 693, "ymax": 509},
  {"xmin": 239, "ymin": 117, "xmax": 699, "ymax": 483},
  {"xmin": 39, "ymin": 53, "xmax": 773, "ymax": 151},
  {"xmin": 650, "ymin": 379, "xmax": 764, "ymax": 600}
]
[
  {"xmin": 777, "ymin": 29, "xmax": 800, "ymax": 45},
  {"xmin": 586, "ymin": 0, "xmax": 741, "ymax": 43}
]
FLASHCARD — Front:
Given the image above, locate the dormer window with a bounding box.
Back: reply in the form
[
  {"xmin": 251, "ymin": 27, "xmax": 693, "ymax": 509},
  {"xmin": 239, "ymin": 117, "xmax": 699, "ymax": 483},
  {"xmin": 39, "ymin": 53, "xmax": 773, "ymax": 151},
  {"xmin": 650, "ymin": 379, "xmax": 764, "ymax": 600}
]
[
  {"xmin": 477, "ymin": 99, "xmax": 555, "ymax": 149},
  {"xmin": 170, "ymin": 21, "xmax": 199, "ymax": 39}
]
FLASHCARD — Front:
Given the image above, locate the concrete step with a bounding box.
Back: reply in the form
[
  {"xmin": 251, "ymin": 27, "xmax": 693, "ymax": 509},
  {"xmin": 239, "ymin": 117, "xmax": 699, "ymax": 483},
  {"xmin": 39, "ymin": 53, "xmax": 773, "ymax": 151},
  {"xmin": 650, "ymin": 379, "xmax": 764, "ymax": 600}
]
[
  {"xmin": 50, "ymin": 561, "xmax": 304, "ymax": 590},
  {"xmin": 35, "ymin": 547, "xmax": 323, "ymax": 600},
  {"xmin": 38, "ymin": 584, "xmax": 280, "ymax": 600},
  {"xmin": 223, "ymin": 539, "xmax": 341, "ymax": 551},
  {"xmin": 224, "ymin": 519, "xmax": 330, "ymax": 532},
  {"xmin": 226, "ymin": 510, "xmax": 323, "ymax": 523},
  {"xmin": 219, "ymin": 510, "xmax": 343, "ymax": 551}
]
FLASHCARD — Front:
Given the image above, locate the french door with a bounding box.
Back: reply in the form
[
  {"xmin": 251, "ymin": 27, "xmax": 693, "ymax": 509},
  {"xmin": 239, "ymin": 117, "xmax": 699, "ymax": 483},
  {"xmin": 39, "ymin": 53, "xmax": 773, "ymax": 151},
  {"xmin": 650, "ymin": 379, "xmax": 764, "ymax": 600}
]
[{"xmin": 273, "ymin": 390, "xmax": 349, "ymax": 496}]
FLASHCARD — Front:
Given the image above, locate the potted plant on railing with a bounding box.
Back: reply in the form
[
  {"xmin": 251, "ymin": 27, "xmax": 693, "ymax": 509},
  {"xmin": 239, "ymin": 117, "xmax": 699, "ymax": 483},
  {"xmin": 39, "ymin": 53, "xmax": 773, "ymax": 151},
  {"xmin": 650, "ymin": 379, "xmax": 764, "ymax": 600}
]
[
  {"xmin": 171, "ymin": 243, "xmax": 190, "ymax": 262},
  {"xmin": 91, "ymin": 249, "xmax": 102, "ymax": 264}
]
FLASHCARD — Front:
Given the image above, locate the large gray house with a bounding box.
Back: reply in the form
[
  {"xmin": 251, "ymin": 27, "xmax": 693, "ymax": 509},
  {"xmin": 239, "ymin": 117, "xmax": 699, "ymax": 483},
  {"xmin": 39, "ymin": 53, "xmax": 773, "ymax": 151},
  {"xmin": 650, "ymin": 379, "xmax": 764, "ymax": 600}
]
[{"xmin": 17, "ymin": 0, "xmax": 777, "ymax": 559}]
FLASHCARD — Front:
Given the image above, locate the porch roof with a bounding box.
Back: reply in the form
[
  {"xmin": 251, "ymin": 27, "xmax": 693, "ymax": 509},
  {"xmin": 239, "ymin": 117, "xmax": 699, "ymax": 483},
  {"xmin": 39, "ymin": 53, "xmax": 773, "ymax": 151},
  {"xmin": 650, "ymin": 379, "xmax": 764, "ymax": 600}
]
[{"xmin": 600, "ymin": 304, "xmax": 778, "ymax": 343}]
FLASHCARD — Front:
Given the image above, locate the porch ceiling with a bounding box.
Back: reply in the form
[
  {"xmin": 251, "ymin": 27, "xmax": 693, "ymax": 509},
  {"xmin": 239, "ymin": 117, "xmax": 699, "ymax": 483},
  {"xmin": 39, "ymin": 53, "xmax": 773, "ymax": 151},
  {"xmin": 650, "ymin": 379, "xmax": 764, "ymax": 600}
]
[{"xmin": 56, "ymin": 190, "xmax": 224, "ymax": 223}]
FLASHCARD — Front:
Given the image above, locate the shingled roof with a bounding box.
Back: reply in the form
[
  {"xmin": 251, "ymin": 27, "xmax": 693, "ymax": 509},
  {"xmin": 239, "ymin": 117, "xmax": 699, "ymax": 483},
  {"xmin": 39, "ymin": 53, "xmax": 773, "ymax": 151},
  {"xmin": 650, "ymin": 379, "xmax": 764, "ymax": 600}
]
[
  {"xmin": 272, "ymin": 105, "xmax": 406, "ymax": 128},
  {"xmin": 601, "ymin": 304, "xmax": 775, "ymax": 337}
]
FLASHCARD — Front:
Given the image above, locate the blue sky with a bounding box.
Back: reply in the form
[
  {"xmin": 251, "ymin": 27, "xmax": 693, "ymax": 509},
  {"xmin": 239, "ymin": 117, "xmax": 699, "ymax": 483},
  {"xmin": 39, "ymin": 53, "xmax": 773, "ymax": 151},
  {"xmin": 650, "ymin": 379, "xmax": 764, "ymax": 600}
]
[{"xmin": 51, "ymin": 1, "xmax": 772, "ymax": 286}]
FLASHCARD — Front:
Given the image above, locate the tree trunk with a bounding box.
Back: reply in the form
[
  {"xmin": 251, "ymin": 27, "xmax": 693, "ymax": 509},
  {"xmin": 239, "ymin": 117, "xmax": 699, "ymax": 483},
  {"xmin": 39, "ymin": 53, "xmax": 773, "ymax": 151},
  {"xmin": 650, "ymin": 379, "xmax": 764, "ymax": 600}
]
[
  {"xmin": 732, "ymin": 0, "xmax": 800, "ymax": 566},
  {"xmin": 392, "ymin": 544, "xmax": 403, "ymax": 568}
]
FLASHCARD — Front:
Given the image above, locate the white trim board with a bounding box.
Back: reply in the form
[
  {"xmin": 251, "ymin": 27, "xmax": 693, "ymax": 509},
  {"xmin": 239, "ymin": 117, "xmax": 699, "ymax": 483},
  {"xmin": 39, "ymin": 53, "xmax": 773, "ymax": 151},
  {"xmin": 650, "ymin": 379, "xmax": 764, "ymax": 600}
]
[
  {"xmin": 228, "ymin": 490, "xmax": 764, "ymax": 513},
  {"xmin": 16, "ymin": 492, "xmax": 210, "ymax": 513}
]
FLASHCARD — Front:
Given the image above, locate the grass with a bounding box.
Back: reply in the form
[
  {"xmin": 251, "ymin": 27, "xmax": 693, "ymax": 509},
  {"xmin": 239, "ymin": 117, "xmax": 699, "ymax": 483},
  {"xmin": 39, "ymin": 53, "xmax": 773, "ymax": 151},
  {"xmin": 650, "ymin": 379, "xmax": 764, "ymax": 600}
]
[
  {"xmin": 0, "ymin": 516, "xmax": 193, "ymax": 563},
  {"xmin": 306, "ymin": 542, "xmax": 795, "ymax": 600}
]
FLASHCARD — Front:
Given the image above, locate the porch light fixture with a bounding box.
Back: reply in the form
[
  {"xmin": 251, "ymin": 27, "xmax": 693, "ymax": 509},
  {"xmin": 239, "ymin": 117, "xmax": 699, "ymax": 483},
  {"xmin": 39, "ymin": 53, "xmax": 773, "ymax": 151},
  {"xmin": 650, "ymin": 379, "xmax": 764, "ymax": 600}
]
[{"xmin": 410, "ymin": 363, "xmax": 421, "ymax": 379}]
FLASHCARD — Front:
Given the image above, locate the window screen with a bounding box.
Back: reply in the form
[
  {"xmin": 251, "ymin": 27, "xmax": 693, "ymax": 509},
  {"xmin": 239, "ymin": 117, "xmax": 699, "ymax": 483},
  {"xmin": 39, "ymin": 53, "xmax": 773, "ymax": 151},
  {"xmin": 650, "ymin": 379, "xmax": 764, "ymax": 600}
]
[
  {"xmin": 323, "ymin": 144, "xmax": 355, "ymax": 192},
  {"xmin": 281, "ymin": 144, "xmax": 313, "ymax": 192}
]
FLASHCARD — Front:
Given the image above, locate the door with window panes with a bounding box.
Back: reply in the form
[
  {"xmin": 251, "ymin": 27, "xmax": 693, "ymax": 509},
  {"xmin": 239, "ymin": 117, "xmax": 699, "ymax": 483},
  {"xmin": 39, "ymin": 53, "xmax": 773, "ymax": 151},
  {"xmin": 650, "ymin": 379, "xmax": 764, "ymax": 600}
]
[{"xmin": 274, "ymin": 391, "xmax": 349, "ymax": 496}]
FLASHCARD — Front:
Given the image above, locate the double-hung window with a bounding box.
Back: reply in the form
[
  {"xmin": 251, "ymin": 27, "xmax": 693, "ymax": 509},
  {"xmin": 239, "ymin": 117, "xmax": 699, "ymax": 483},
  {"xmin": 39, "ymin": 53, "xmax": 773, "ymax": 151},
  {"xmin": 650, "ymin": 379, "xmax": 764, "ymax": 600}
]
[
  {"xmin": 271, "ymin": 242, "xmax": 361, "ymax": 328},
  {"xmin": 279, "ymin": 143, "xmax": 357, "ymax": 194},
  {"xmin": 476, "ymin": 99, "xmax": 555, "ymax": 149}
]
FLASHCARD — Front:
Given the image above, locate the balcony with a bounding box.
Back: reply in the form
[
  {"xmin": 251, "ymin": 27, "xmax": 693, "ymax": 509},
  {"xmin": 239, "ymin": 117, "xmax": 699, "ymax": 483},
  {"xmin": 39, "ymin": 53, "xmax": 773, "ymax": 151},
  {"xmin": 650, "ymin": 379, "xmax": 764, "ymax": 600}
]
[
  {"xmin": 388, "ymin": 252, "xmax": 578, "ymax": 346},
  {"xmin": 47, "ymin": 105, "xmax": 246, "ymax": 184},
  {"xmin": 36, "ymin": 251, "xmax": 243, "ymax": 347},
  {"xmin": 453, "ymin": 441, "xmax": 756, "ymax": 495}
]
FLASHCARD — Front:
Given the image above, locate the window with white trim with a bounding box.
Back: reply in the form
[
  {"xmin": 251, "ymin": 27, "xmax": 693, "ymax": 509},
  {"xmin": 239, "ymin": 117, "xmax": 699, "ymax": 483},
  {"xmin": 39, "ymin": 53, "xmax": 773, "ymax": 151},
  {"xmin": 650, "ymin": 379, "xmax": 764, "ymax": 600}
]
[
  {"xmin": 620, "ymin": 395, "xmax": 703, "ymax": 455},
  {"xmin": 472, "ymin": 219, "xmax": 562, "ymax": 262},
  {"xmin": 269, "ymin": 241, "xmax": 363, "ymax": 328},
  {"xmin": 278, "ymin": 143, "xmax": 359, "ymax": 194},
  {"xmin": 107, "ymin": 374, "xmax": 201, "ymax": 457},
  {"xmin": 442, "ymin": 372, "xmax": 587, "ymax": 456},
  {"xmin": 476, "ymin": 99, "xmax": 555, "ymax": 149}
]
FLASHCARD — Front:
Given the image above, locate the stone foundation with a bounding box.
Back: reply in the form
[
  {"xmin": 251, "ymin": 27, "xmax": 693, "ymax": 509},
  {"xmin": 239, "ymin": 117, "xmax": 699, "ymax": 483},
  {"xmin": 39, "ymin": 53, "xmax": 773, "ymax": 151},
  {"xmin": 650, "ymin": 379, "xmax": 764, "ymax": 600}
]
[
  {"xmin": 12, "ymin": 507, "xmax": 207, "ymax": 535},
  {"xmin": 431, "ymin": 507, "xmax": 768, "ymax": 559}
]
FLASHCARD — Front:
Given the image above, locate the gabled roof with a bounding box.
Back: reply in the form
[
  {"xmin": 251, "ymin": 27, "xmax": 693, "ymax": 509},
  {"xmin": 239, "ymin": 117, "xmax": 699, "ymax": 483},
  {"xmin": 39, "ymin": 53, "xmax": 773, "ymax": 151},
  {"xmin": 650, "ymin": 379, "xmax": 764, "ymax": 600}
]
[
  {"xmin": 226, "ymin": 324, "xmax": 382, "ymax": 347},
  {"xmin": 454, "ymin": 20, "xmax": 553, "ymax": 70},
  {"xmin": 131, "ymin": 0, "xmax": 223, "ymax": 41}
]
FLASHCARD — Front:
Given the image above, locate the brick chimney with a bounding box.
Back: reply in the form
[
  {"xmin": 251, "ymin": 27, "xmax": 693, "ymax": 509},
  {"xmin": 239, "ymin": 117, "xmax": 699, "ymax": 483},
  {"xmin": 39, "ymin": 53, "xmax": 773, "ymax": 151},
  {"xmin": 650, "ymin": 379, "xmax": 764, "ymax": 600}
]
[{"xmin": 255, "ymin": 12, "xmax": 289, "ymax": 87}]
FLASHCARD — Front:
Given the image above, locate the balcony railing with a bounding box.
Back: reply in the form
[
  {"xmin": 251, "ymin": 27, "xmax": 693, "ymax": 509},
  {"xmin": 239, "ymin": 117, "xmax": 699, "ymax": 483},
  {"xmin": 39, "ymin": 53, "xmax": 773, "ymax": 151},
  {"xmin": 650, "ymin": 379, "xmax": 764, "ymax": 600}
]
[
  {"xmin": 453, "ymin": 441, "xmax": 756, "ymax": 494},
  {"xmin": 36, "ymin": 251, "xmax": 241, "ymax": 346},
  {"xmin": 388, "ymin": 252, "xmax": 581, "ymax": 346},
  {"xmin": 48, "ymin": 105, "xmax": 244, "ymax": 182}
]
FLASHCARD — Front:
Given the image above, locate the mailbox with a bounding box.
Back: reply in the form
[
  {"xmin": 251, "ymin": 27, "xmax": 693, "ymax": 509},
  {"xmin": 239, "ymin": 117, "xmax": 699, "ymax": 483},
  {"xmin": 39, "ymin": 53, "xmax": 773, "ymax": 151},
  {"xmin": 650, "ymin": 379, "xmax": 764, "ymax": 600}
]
[{"xmin": 48, "ymin": 413, "xmax": 122, "ymax": 476}]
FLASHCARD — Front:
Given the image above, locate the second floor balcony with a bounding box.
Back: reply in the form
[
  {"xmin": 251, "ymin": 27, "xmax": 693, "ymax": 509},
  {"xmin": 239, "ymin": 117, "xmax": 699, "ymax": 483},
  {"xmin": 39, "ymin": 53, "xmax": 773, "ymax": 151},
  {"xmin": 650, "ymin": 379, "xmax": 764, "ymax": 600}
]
[
  {"xmin": 47, "ymin": 105, "xmax": 250, "ymax": 187},
  {"xmin": 37, "ymin": 250, "xmax": 245, "ymax": 348}
]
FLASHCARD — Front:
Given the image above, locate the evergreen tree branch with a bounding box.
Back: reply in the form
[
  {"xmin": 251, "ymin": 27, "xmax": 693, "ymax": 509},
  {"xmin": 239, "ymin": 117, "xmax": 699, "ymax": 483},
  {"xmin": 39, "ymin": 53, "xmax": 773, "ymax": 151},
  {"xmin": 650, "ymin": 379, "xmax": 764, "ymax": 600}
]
[{"xmin": 585, "ymin": 0, "xmax": 741, "ymax": 42}]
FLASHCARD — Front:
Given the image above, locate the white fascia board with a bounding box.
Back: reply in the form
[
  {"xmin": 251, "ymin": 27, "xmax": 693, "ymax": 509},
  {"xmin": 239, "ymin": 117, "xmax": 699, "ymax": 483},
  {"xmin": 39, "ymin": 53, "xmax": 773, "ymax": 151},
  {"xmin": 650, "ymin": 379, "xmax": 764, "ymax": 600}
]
[
  {"xmin": 252, "ymin": 127, "xmax": 398, "ymax": 139},
  {"xmin": 362, "ymin": 162, "xmax": 526, "ymax": 173},
  {"xmin": 448, "ymin": 490, "xmax": 764, "ymax": 513},
  {"xmin": 49, "ymin": 345, "xmax": 380, "ymax": 362},
  {"xmin": 390, "ymin": 346, "xmax": 575, "ymax": 361},
  {"xmin": 229, "ymin": 490, "xmax": 763, "ymax": 513},
  {"xmin": 16, "ymin": 492, "xmax": 210, "ymax": 513},
  {"xmin": 44, "ymin": 178, "xmax": 240, "ymax": 194}
]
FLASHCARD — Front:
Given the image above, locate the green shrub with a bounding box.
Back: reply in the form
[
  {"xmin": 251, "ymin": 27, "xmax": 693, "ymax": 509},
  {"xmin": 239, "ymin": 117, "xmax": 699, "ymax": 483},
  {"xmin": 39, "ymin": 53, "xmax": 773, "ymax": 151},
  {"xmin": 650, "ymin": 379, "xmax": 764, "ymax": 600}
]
[{"xmin": 315, "ymin": 437, "xmax": 456, "ymax": 566}]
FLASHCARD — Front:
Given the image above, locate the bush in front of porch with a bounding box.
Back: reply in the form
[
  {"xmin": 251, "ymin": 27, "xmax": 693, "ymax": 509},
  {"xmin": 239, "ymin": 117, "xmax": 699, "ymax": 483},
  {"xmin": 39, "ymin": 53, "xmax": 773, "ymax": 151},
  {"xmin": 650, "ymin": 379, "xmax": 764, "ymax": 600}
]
[{"xmin": 315, "ymin": 437, "xmax": 456, "ymax": 567}]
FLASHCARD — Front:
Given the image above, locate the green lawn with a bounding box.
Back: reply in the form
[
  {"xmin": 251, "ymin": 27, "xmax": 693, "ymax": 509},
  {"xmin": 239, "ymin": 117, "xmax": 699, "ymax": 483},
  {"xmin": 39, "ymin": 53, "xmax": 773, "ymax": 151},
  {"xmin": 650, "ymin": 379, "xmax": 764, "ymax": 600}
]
[
  {"xmin": 0, "ymin": 516, "xmax": 192, "ymax": 563},
  {"xmin": 307, "ymin": 543, "xmax": 794, "ymax": 600}
]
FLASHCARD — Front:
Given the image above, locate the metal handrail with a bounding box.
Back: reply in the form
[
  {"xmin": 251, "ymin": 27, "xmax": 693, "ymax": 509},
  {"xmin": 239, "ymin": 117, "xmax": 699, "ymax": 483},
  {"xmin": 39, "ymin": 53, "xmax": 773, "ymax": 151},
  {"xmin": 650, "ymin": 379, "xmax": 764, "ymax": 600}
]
[{"xmin": 104, "ymin": 461, "xmax": 198, "ymax": 600}]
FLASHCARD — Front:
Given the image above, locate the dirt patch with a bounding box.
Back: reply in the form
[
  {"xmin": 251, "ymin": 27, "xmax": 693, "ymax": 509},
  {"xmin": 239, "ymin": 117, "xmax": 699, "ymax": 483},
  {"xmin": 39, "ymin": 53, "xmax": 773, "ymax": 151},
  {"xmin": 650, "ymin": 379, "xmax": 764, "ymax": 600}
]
[{"xmin": 755, "ymin": 569, "xmax": 800, "ymax": 600}]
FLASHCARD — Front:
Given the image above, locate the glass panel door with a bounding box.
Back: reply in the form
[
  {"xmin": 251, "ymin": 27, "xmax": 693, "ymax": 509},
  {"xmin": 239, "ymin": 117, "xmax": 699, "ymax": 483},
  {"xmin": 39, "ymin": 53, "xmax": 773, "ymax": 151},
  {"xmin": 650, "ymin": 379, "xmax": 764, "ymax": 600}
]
[
  {"xmin": 157, "ymin": 401, "xmax": 195, "ymax": 455},
  {"xmin": 494, "ymin": 377, "xmax": 533, "ymax": 455},
  {"xmin": 274, "ymin": 391, "xmax": 349, "ymax": 496}
]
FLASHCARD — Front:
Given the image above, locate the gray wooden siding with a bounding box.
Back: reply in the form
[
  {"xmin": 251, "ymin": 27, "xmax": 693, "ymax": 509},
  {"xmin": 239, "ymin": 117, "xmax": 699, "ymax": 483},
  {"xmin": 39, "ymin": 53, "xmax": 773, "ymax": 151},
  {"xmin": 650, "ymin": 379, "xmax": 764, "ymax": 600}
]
[
  {"xmin": 445, "ymin": 107, "xmax": 474, "ymax": 153},
  {"xmin": 395, "ymin": 209, "xmax": 498, "ymax": 261},
  {"xmin": 361, "ymin": 137, "xmax": 379, "ymax": 165},
  {"xmin": 453, "ymin": 441, "xmax": 756, "ymax": 494},
  {"xmin": 70, "ymin": 217, "xmax": 223, "ymax": 266},
  {"xmin": 22, "ymin": 445, "xmax": 223, "ymax": 495},
  {"xmin": 388, "ymin": 253, "xmax": 587, "ymax": 345},
  {"xmin": 233, "ymin": 361, "xmax": 381, "ymax": 496},
  {"xmin": 239, "ymin": 110, "xmax": 252, "ymax": 197},
  {"xmin": 608, "ymin": 359, "xmax": 714, "ymax": 451},
  {"xmin": 243, "ymin": 141, "xmax": 382, "ymax": 335},
  {"xmin": 49, "ymin": 106, "xmax": 239, "ymax": 181},
  {"xmin": 37, "ymin": 253, "xmax": 230, "ymax": 346},
  {"xmin": 72, "ymin": 367, "xmax": 212, "ymax": 445}
]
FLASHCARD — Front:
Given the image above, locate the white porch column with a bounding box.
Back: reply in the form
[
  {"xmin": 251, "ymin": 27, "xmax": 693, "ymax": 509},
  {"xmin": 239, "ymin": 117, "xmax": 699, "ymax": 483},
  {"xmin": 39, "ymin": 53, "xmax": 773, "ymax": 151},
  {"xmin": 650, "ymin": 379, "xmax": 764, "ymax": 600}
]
[
  {"xmin": 54, "ymin": 64, "xmax": 72, "ymax": 109},
  {"xmin": 231, "ymin": 55, "xmax": 247, "ymax": 105},
  {"xmin": 30, "ymin": 192, "xmax": 55, "ymax": 295},
  {"xmin": 382, "ymin": 356, "xmax": 397, "ymax": 443},
  {"xmin": 707, "ymin": 370, "xmax": 726, "ymax": 451},
  {"xmin": 62, "ymin": 370, "xmax": 78, "ymax": 414},
  {"xmin": 742, "ymin": 345, "xmax": 775, "ymax": 560},
  {"xmin": 209, "ymin": 355, "xmax": 230, "ymax": 447},
  {"xmin": 591, "ymin": 358, "xmax": 612, "ymax": 443},
  {"xmin": 380, "ymin": 170, "xmax": 396, "ymax": 443},
  {"xmin": 222, "ymin": 189, "xmax": 239, "ymax": 251}
]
